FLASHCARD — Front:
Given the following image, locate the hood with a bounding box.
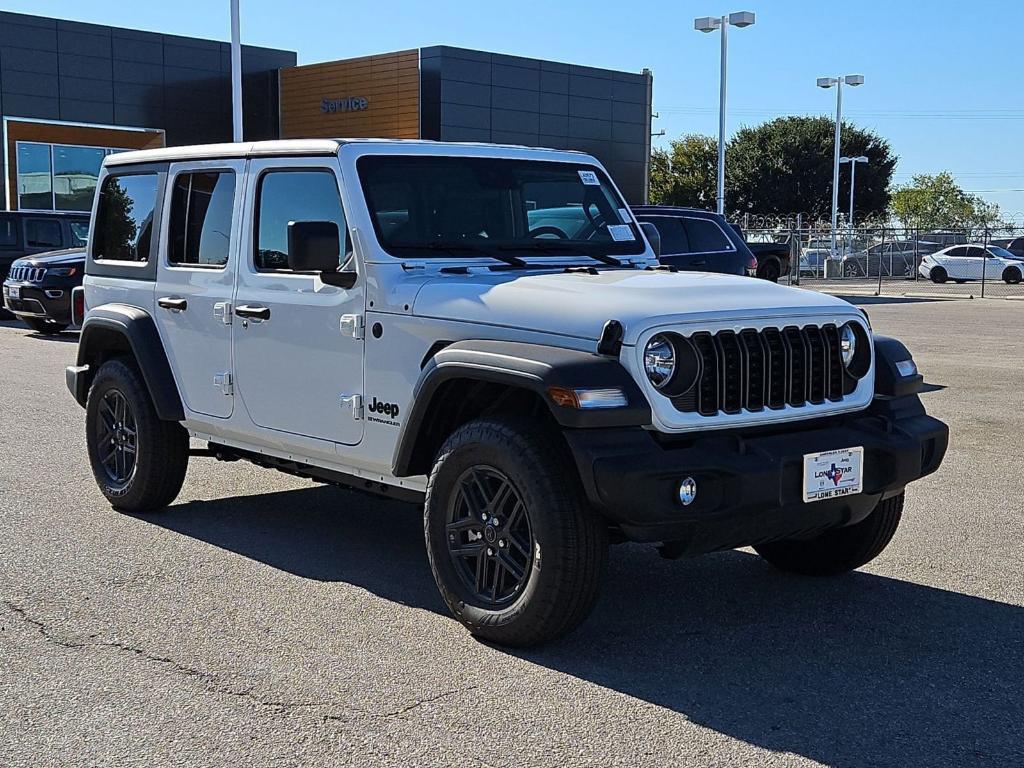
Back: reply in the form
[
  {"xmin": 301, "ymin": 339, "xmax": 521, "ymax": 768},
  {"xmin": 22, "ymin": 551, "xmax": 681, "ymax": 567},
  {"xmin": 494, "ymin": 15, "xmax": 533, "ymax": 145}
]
[
  {"xmin": 22, "ymin": 248, "xmax": 86, "ymax": 266},
  {"xmin": 412, "ymin": 267, "xmax": 859, "ymax": 344}
]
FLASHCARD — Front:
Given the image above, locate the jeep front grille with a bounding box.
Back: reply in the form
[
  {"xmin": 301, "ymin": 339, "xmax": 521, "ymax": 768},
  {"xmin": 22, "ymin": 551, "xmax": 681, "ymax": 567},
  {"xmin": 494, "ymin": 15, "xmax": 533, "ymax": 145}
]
[
  {"xmin": 672, "ymin": 324, "xmax": 846, "ymax": 416},
  {"xmin": 9, "ymin": 265, "xmax": 45, "ymax": 282}
]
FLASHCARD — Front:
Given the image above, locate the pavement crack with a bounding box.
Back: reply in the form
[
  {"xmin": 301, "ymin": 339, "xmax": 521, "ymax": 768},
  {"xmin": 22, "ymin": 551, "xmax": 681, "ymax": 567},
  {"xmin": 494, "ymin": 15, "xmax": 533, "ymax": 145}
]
[{"xmin": 380, "ymin": 684, "xmax": 481, "ymax": 719}]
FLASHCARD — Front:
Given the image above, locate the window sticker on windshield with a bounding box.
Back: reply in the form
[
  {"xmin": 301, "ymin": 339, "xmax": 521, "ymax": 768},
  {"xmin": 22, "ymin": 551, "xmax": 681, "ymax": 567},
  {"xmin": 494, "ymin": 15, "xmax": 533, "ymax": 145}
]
[
  {"xmin": 618, "ymin": 208, "xmax": 632, "ymax": 223},
  {"xmin": 608, "ymin": 224, "xmax": 635, "ymax": 242},
  {"xmin": 578, "ymin": 170, "xmax": 600, "ymax": 186}
]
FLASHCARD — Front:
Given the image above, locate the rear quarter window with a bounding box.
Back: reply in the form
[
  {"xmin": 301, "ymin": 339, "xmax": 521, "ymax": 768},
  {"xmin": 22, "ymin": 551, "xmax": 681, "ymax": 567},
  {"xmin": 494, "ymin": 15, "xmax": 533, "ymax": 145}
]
[{"xmin": 92, "ymin": 173, "xmax": 159, "ymax": 262}]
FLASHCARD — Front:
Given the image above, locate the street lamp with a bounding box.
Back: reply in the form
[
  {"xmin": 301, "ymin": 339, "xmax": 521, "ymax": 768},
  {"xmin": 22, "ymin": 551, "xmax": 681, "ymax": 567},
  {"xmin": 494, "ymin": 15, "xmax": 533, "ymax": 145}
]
[
  {"xmin": 230, "ymin": 0, "xmax": 243, "ymax": 142},
  {"xmin": 695, "ymin": 11, "xmax": 756, "ymax": 216},
  {"xmin": 840, "ymin": 155, "xmax": 869, "ymax": 227},
  {"xmin": 817, "ymin": 74, "xmax": 864, "ymax": 258}
]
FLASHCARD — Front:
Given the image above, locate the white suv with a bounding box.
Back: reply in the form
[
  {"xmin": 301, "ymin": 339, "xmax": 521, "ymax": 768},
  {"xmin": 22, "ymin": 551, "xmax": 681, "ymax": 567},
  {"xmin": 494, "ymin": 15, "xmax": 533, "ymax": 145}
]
[{"xmin": 67, "ymin": 139, "xmax": 948, "ymax": 646}]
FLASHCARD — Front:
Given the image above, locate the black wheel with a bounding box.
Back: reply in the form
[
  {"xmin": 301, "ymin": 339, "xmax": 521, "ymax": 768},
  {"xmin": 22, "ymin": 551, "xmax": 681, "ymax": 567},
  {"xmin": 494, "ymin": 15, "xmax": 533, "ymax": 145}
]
[
  {"xmin": 85, "ymin": 357, "xmax": 189, "ymax": 512},
  {"xmin": 758, "ymin": 259, "xmax": 781, "ymax": 282},
  {"xmin": 754, "ymin": 493, "xmax": 904, "ymax": 576},
  {"xmin": 1003, "ymin": 266, "xmax": 1022, "ymax": 284},
  {"xmin": 23, "ymin": 317, "xmax": 68, "ymax": 335},
  {"xmin": 424, "ymin": 418, "xmax": 607, "ymax": 647},
  {"xmin": 930, "ymin": 266, "xmax": 948, "ymax": 284}
]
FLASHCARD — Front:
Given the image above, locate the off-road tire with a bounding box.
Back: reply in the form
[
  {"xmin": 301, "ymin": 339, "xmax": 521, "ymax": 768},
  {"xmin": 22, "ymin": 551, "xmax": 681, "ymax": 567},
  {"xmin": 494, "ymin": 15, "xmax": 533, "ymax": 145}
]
[
  {"xmin": 424, "ymin": 417, "xmax": 607, "ymax": 647},
  {"xmin": 1003, "ymin": 266, "xmax": 1022, "ymax": 284},
  {"xmin": 930, "ymin": 267, "xmax": 948, "ymax": 284},
  {"xmin": 754, "ymin": 492, "xmax": 904, "ymax": 576},
  {"xmin": 23, "ymin": 317, "xmax": 68, "ymax": 335},
  {"xmin": 85, "ymin": 357, "xmax": 189, "ymax": 512}
]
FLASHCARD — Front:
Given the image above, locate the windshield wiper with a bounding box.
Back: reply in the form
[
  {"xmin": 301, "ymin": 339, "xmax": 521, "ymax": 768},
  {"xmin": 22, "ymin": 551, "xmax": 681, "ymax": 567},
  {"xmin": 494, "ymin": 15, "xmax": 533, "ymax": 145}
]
[
  {"xmin": 391, "ymin": 242, "xmax": 527, "ymax": 268},
  {"xmin": 499, "ymin": 241, "xmax": 624, "ymax": 267}
]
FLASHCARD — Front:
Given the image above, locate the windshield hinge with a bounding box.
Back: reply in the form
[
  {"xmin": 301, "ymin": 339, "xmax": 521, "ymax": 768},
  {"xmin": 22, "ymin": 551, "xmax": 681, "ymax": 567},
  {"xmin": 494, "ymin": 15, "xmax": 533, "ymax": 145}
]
[{"xmin": 339, "ymin": 314, "xmax": 364, "ymax": 339}]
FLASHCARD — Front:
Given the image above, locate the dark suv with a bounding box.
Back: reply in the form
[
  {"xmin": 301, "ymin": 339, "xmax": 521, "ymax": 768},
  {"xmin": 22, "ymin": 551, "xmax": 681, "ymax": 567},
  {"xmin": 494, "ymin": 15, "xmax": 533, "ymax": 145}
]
[
  {"xmin": 3, "ymin": 247, "xmax": 86, "ymax": 333},
  {"xmin": 0, "ymin": 211, "xmax": 89, "ymax": 282},
  {"xmin": 632, "ymin": 206, "xmax": 757, "ymax": 277}
]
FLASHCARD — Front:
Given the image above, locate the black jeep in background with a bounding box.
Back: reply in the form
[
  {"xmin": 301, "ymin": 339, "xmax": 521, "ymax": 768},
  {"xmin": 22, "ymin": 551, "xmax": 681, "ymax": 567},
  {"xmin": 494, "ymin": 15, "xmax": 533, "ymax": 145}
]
[
  {"xmin": 0, "ymin": 211, "xmax": 89, "ymax": 284},
  {"xmin": 3, "ymin": 247, "xmax": 86, "ymax": 334}
]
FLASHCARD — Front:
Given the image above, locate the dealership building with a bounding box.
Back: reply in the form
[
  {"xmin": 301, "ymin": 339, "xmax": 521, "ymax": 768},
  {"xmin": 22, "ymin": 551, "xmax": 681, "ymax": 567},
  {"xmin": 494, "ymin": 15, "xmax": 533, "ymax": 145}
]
[{"xmin": 2, "ymin": 11, "xmax": 653, "ymax": 214}]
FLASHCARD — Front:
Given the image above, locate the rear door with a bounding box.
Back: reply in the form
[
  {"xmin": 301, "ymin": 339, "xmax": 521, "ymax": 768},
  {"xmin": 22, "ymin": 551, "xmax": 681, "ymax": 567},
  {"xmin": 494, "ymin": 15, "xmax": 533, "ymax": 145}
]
[
  {"xmin": 153, "ymin": 160, "xmax": 244, "ymax": 419},
  {"xmin": 681, "ymin": 216, "xmax": 740, "ymax": 273},
  {"xmin": 23, "ymin": 217, "xmax": 63, "ymax": 256},
  {"xmin": 641, "ymin": 215, "xmax": 696, "ymax": 267}
]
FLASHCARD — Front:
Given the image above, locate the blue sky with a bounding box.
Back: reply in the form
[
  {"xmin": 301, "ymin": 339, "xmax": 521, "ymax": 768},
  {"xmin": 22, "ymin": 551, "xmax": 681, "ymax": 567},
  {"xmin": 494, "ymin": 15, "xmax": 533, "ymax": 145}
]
[{"xmin": 12, "ymin": 0, "xmax": 1024, "ymax": 218}]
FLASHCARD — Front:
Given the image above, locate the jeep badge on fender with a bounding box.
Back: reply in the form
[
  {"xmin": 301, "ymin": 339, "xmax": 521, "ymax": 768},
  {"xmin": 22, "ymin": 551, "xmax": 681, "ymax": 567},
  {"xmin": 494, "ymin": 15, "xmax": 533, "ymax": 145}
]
[{"xmin": 65, "ymin": 138, "xmax": 948, "ymax": 648}]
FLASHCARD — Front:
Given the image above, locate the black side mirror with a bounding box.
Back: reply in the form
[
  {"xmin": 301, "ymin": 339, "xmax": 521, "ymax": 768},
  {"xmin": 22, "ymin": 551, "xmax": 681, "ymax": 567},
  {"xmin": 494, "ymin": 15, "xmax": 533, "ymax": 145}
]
[
  {"xmin": 639, "ymin": 221, "xmax": 661, "ymax": 258},
  {"xmin": 287, "ymin": 220, "xmax": 356, "ymax": 287}
]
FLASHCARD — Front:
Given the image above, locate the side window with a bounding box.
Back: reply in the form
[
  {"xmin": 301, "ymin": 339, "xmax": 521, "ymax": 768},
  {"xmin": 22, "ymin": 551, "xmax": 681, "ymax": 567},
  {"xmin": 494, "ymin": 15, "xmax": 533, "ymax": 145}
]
[
  {"xmin": 946, "ymin": 247, "xmax": 967, "ymax": 258},
  {"xmin": 93, "ymin": 174, "xmax": 159, "ymax": 262},
  {"xmin": 25, "ymin": 218, "xmax": 62, "ymax": 248},
  {"xmin": 255, "ymin": 170, "xmax": 348, "ymax": 271},
  {"xmin": 966, "ymin": 247, "xmax": 986, "ymax": 259},
  {"xmin": 168, "ymin": 171, "xmax": 236, "ymax": 267},
  {"xmin": 0, "ymin": 215, "xmax": 19, "ymax": 247},
  {"xmin": 69, "ymin": 220, "xmax": 90, "ymax": 247},
  {"xmin": 683, "ymin": 217, "xmax": 733, "ymax": 253},
  {"xmin": 647, "ymin": 217, "xmax": 690, "ymax": 254}
]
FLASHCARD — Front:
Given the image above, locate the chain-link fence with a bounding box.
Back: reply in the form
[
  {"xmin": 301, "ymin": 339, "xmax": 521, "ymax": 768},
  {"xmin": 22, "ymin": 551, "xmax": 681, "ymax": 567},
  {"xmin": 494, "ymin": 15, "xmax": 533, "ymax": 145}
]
[{"xmin": 742, "ymin": 223, "xmax": 1024, "ymax": 299}]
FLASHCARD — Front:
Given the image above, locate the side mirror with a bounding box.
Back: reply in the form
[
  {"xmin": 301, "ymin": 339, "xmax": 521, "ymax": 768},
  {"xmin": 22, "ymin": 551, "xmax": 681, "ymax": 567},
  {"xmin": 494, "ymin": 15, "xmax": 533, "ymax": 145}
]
[
  {"xmin": 287, "ymin": 220, "xmax": 356, "ymax": 288},
  {"xmin": 639, "ymin": 221, "xmax": 661, "ymax": 258}
]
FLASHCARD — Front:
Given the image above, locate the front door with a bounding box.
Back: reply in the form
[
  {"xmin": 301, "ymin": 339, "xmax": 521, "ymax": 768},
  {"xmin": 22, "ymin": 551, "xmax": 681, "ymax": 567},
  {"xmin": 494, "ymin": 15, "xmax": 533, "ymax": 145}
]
[
  {"xmin": 154, "ymin": 160, "xmax": 244, "ymax": 419},
  {"xmin": 231, "ymin": 158, "xmax": 364, "ymax": 446}
]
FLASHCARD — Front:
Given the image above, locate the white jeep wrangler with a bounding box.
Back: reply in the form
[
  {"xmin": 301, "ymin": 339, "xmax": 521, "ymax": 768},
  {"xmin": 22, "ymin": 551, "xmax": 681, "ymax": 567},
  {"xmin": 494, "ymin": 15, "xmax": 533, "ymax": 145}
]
[{"xmin": 67, "ymin": 139, "xmax": 948, "ymax": 646}]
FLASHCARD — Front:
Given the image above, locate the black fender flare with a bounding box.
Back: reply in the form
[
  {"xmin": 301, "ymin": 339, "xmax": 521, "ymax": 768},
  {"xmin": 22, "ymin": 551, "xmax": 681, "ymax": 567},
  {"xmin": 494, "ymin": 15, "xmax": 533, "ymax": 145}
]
[
  {"xmin": 873, "ymin": 334, "xmax": 924, "ymax": 398},
  {"xmin": 391, "ymin": 339, "xmax": 651, "ymax": 477},
  {"xmin": 72, "ymin": 303, "xmax": 184, "ymax": 421}
]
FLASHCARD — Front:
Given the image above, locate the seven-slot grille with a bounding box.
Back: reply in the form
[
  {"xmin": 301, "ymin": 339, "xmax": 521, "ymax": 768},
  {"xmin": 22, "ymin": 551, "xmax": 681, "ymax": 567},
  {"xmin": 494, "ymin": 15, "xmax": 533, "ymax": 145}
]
[
  {"xmin": 8, "ymin": 265, "xmax": 45, "ymax": 282},
  {"xmin": 672, "ymin": 324, "xmax": 848, "ymax": 416}
]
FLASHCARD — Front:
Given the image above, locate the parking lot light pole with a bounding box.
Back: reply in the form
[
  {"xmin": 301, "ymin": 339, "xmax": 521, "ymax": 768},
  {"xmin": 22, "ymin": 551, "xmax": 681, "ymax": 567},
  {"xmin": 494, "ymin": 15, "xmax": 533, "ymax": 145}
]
[
  {"xmin": 695, "ymin": 11, "xmax": 756, "ymax": 216},
  {"xmin": 840, "ymin": 155, "xmax": 869, "ymax": 227},
  {"xmin": 230, "ymin": 0, "xmax": 243, "ymax": 142},
  {"xmin": 817, "ymin": 74, "xmax": 864, "ymax": 260}
]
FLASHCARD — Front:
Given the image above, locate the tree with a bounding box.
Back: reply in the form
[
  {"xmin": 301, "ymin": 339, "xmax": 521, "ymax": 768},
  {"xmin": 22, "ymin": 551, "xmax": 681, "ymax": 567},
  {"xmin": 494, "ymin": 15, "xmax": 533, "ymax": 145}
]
[
  {"xmin": 724, "ymin": 116, "xmax": 896, "ymax": 220},
  {"xmin": 890, "ymin": 172, "xmax": 1002, "ymax": 230},
  {"xmin": 649, "ymin": 134, "xmax": 717, "ymax": 208}
]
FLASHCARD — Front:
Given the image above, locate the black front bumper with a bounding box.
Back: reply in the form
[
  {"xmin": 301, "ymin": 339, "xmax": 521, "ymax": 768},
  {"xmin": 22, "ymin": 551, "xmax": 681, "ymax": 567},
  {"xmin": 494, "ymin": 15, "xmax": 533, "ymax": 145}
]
[
  {"xmin": 2, "ymin": 281, "xmax": 72, "ymax": 323},
  {"xmin": 563, "ymin": 394, "xmax": 948, "ymax": 553}
]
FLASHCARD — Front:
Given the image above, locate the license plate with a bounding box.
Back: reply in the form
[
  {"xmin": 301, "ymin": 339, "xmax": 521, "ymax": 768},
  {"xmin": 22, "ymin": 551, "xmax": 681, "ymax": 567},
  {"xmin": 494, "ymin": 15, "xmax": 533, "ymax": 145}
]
[
  {"xmin": 6, "ymin": 285, "xmax": 19, "ymax": 299},
  {"xmin": 803, "ymin": 447, "xmax": 864, "ymax": 502}
]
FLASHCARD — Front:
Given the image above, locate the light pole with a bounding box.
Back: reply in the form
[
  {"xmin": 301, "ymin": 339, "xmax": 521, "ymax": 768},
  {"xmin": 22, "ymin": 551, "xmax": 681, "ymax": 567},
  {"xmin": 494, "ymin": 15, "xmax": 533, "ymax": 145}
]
[
  {"xmin": 817, "ymin": 74, "xmax": 864, "ymax": 259},
  {"xmin": 695, "ymin": 11, "xmax": 756, "ymax": 216},
  {"xmin": 230, "ymin": 0, "xmax": 243, "ymax": 142},
  {"xmin": 840, "ymin": 155, "xmax": 869, "ymax": 227}
]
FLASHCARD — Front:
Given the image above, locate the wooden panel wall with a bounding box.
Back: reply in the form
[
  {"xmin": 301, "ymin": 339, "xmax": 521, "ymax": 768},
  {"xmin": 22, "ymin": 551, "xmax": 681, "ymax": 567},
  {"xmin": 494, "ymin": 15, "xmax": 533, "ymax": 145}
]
[
  {"xmin": 279, "ymin": 50, "xmax": 420, "ymax": 140},
  {"xmin": 7, "ymin": 121, "xmax": 164, "ymax": 210}
]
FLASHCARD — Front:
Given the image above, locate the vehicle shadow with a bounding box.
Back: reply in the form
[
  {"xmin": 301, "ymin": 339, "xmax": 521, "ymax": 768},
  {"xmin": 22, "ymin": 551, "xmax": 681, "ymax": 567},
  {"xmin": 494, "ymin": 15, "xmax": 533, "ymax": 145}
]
[{"xmin": 146, "ymin": 485, "xmax": 1023, "ymax": 767}]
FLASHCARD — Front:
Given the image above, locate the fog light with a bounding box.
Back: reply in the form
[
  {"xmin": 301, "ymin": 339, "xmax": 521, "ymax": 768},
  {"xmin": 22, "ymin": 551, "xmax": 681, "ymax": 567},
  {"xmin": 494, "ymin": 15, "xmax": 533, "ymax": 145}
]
[{"xmin": 678, "ymin": 477, "xmax": 697, "ymax": 506}]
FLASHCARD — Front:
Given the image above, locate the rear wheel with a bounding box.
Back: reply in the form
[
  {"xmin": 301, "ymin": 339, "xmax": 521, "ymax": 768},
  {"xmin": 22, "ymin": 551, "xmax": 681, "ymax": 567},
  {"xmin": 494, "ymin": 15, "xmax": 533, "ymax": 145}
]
[
  {"xmin": 758, "ymin": 259, "xmax": 781, "ymax": 282},
  {"xmin": 1003, "ymin": 266, "xmax": 1022, "ymax": 284},
  {"xmin": 843, "ymin": 261, "xmax": 861, "ymax": 278},
  {"xmin": 23, "ymin": 317, "xmax": 68, "ymax": 335},
  {"xmin": 754, "ymin": 493, "xmax": 904, "ymax": 576},
  {"xmin": 85, "ymin": 358, "xmax": 189, "ymax": 512},
  {"xmin": 930, "ymin": 266, "xmax": 948, "ymax": 283},
  {"xmin": 424, "ymin": 417, "xmax": 607, "ymax": 647}
]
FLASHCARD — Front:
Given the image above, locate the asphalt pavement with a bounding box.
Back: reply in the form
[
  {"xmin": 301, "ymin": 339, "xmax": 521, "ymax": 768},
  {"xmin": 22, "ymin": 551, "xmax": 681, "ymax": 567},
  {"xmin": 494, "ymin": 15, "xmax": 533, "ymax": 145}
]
[{"xmin": 1, "ymin": 297, "xmax": 1022, "ymax": 767}]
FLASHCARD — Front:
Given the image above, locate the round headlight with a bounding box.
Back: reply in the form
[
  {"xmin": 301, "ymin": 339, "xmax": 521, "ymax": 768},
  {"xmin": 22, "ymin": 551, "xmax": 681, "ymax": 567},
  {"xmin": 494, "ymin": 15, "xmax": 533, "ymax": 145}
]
[
  {"xmin": 644, "ymin": 334, "xmax": 676, "ymax": 389},
  {"xmin": 840, "ymin": 323, "xmax": 857, "ymax": 368}
]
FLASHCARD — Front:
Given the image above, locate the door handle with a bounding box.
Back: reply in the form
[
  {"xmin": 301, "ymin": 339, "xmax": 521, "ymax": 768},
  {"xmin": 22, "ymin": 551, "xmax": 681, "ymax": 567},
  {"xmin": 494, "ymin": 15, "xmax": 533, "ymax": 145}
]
[
  {"xmin": 235, "ymin": 305, "xmax": 270, "ymax": 321},
  {"xmin": 158, "ymin": 296, "xmax": 188, "ymax": 311}
]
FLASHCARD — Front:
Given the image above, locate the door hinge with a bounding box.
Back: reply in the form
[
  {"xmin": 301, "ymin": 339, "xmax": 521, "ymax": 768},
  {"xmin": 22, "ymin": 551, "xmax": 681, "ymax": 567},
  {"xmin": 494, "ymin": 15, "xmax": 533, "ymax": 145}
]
[
  {"xmin": 213, "ymin": 301, "xmax": 233, "ymax": 325},
  {"xmin": 339, "ymin": 393, "xmax": 363, "ymax": 420},
  {"xmin": 213, "ymin": 372, "xmax": 234, "ymax": 396},
  {"xmin": 339, "ymin": 314, "xmax": 364, "ymax": 339}
]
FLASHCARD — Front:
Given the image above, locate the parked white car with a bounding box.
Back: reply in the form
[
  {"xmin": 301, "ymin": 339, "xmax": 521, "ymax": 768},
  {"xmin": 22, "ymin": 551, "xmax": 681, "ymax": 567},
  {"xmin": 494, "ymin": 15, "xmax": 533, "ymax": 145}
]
[{"xmin": 918, "ymin": 245, "xmax": 1024, "ymax": 284}]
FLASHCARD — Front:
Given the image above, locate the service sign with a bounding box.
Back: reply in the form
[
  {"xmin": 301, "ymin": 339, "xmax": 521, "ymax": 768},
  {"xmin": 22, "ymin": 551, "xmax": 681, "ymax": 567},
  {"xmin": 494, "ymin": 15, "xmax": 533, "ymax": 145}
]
[{"xmin": 321, "ymin": 96, "xmax": 369, "ymax": 114}]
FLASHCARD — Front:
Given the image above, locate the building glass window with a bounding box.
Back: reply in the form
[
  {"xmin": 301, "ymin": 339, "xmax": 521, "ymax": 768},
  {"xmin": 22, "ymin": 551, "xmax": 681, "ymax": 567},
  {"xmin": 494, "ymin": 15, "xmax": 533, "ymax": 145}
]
[
  {"xmin": 15, "ymin": 142, "xmax": 129, "ymax": 213},
  {"xmin": 17, "ymin": 143, "xmax": 52, "ymax": 211}
]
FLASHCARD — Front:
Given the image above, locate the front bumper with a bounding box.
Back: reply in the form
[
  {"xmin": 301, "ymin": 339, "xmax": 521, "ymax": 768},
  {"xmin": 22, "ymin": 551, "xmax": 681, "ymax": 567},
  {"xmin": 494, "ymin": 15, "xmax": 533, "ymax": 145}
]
[
  {"xmin": 564, "ymin": 394, "xmax": 948, "ymax": 553},
  {"xmin": 2, "ymin": 281, "xmax": 72, "ymax": 323}
]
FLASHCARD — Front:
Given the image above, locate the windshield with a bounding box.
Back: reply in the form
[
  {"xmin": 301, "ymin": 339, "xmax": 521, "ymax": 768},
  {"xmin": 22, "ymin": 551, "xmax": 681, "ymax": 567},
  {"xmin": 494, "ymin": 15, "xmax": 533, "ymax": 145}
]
[{"xmin": 358, "ymin": 156, "xmax": 645, "ymax": 259}]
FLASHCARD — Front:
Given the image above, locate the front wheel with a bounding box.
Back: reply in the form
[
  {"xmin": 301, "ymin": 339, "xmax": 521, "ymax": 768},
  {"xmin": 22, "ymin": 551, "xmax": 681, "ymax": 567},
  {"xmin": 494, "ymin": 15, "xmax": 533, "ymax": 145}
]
[
  {"xmin": 424, "ymin": 418, "xmax": 607, "ymax": 647},
  {"xmin": 85, "ymin": 358, "xmax": 189, "ymax": 512},
  {"xmin": 23, "ymin": 317, "xmax": 68, "ymax": 335},
  {"xmin": 1003, "ymin": 266, "xmax": 1022, "ymax": 284},
  {"xmin": 754, "ymin": 493, "xmax": 904, "ymax": 576}
]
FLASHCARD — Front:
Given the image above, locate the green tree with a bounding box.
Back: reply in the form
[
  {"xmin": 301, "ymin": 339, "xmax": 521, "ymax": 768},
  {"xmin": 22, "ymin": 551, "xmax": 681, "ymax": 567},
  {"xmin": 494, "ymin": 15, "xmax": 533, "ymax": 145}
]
[
  {"xmin": 724, "ymin": 116, "xmax": 897, "ymax": 220},
  {"xmin": 890, "ymin": 172, "xmax": 1002, "ymax": 229},
  {"xmin": 649, "ymin": 133, "xmax": 717, "ymax": 208}
]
